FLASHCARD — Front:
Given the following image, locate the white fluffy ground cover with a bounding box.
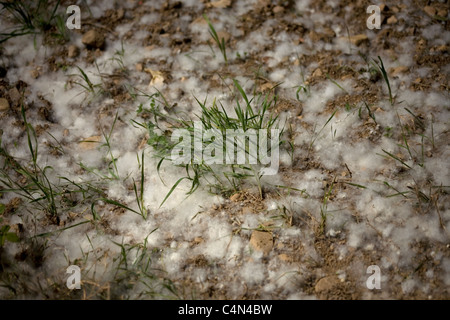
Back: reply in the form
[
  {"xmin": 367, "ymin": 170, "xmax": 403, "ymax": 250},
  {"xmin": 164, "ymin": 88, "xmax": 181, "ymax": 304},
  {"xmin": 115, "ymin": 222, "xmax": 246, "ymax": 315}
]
[{"xmin": 0, "ymin": 0, "xmax": 448, "ymax": 299}]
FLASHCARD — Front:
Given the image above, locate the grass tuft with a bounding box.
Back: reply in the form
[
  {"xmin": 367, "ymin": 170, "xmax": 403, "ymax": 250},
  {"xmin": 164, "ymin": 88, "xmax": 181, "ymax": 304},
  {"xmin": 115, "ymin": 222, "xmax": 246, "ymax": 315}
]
[
  {"xmin": 138, "ymin": 80, "xmax": 284, "ymax": 205},
  {"xmin": 203, "ymin": 14, "xmax": 228, "ymax": 64},
  {"xmin": 372, "ymin": 56, "xmax": 393, "ymax": 105},
  {"xmin": 0, "ymin": 0, "xmax": 68, "ymax": 44}
]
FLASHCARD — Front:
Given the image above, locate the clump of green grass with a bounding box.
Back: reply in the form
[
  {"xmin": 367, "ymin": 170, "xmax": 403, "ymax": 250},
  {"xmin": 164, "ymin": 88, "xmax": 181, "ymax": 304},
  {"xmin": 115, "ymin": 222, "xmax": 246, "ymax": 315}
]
[
  {"xmin": 137, "ymin": 80, "xmax": 284, "ymax": 205},
  {"xmin": 319, "ymin": 178, "xmax": 335, "ymax": 235},
  {"xmin": 132, "ymin": 152, "xmax": 149, "ymax": 219},
  {"xmin": 0, "ymin": 105, "xmax": 58, "ymax": 216},
  {"xmin": 69, "ymin": 65, "xmax": 105, "ymax": 100},
  {"xmin": 90, "ymin": 150, "xmax": 150, "ymax": 221},
  {"xmin": 307, "ymin": 109, "xmax": 337, "ymax": 157},
  {"xmin": 377, "ymin": 105, "xmax": 434, "ymax": 171},
  {"xmin": 0, "ymin": 0, "xmax": 69, "ymax": 44},
  {"xmin": 372, "ymin": 56, "xmax": 393, "ymax": 105},
  {"xmin": 111, "ymin": 232, "xmax": 180, "ymax": 299},
  {"xmin": 110, "ymin": 41, "xmax": 127, "ymax": 71},
  {"xmin": 357, "ymin": 101, "xmax": 377, "ymax": 124},
  {"xmin": 0, "ymin": 105, "xmax": 103, "ymax": 223},
  {"xmin": 0, "ymin": 203, "xmax": 19, "ymax": 247},
  {"xmin": 100, "ymin": 112, "xmax": 120, "ymax": 180},
  {"xmin": 203, "ymin": 14, "xmax": 228, "ymax": 64},
  {"xmin": 295, "ymin": 64, "xmax": 311, "ymax": 101}
]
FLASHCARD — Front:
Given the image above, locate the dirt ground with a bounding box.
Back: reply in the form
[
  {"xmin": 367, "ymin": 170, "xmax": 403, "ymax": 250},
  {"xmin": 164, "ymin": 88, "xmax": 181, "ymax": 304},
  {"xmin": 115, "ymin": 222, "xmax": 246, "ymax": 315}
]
[{"xmin": 0, "ymin": 0, "xmax": 449, "ymax": 300}]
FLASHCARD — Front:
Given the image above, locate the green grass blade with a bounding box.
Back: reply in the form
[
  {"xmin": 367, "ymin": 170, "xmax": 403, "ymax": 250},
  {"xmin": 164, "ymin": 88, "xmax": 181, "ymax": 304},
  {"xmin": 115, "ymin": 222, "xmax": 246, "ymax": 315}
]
[
  {"xmin": 159, "ymin": 177, "xmax": 187, "ymax": 208},
  {"xmin": 233, "ymin": 79, "xmax": 249, "ymax": 106},
  {"xmin": 381, "ymin": 149, "xmax": 412, "ymax": 169},
  {"xmin": 374, "ymin": 56, "xmax": 393, "ymax": 105}
]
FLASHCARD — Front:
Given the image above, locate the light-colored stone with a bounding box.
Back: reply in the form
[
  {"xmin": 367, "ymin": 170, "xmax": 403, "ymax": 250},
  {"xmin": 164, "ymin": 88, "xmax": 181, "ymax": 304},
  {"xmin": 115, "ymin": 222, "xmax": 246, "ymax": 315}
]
[
  {"xmin": 273, "ymin": 6, "xmax": 284, "ymax": 14},
  {"xmin": 78, "ymin": 135, "xmax": 102, "ymax": 150},
  {"xmin": 379, "ymin": 4, "xmax": 389, "ymax": 11},
  {"xmin": 216, "ymin": 30, "xmax": 231, "ymax": 43},
  {"xmin": 116, "ymin": 8, "xmax": 125, "ymax": 20},
  {"xmin": 315, "ymin": 276, "xmax": 339, "ymax": 293},
  {"xmin": 8, "ymin": 87, "xmax": 21, "ymax": 106},
  {"xmin": 82, "ymin": 30, "xmax": 105, "ymax": 49},
  {"xmin": 68, "ymin": 45, "xmax": 79, "ymax": 58},
  {"xmin": 347, "ymin": 34, "xmax": 368, "ymax": 46},
  {"xmin": 387, "ymin": 15, "xmax": 398, "ymax": 24},
  {"xmin": 437, "ymin": 8, "xmax": 448, "ymax": 17},
  {"xmin": 312, "ymin": 68, "xmax": 323, "ymax": 78},
  {"xmin": 259, "ymin": 82, "xmax": 275, "ymax": 92},
  {"xmin": 135, "ymin": 63, "xmax": 143, "ymax": 72},
  {"xmin": 0, "ymin": 98, "xmax": 9, "ymax": 111},
  {"xmin": 423, "ymin": 6, "xmax": 436, "ymax": 17},
  {"xmin": 436, "ymin": 45, "xmax": 449, "ymax": 53},
  {"xmin": 250, "ymin": 230, "xmax": 273, "ymax": 254},
  {"xmin": 208, "ymin": 0, "xmax": 232, "ymax": 9}
]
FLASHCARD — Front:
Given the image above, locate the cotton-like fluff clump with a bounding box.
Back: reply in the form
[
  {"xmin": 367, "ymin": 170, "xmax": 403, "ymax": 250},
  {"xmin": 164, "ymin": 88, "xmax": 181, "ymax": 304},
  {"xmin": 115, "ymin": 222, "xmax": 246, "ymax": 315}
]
[
  {"xmin": 303, "ymin": 82, "xmax": 341, "ymax": 114},
  {"xmin": 175, "ymin": 50, "xmax": 209, "ymax": 72},
  {"xmin": 264, "ymin": 41, "xmax": 296, "ymax": 68},
  {"xmin": 164, "ymin": 249, "xmax": 184, "ymax": 275},
  {"xmin": 147, "ymin": 47, "xmax": 173, "ymax": 62},
  {"xmin": 347, "ymin": 222, "xmax": 377, "ymax": 249},
  {"xmin": 426, "ymin": 153, "xmax": 450, "ymax": 186},
  {"xmin": 3, "ymin": 35, "xmax": 49, "ymax": 83},
  {"xmin": 223, "ymin": 236, "xmax": 245, "ymax": 266},
  {"xmin": 422, "ymin": 24, "xmax": 447, "ymax": 44},
  {"xmin": 189, "ymin": 19, "xmax": 211, "ymax": 42},
  {"xmin": 281, "ymin": 226, "xmax": 304, "ymax": 240},
  {"xmin": 425, "ymin": 91, "xmax": 450, "ymax": 107},
  {"xmin": 401, "ymin": 277, "xmax": 417, "ymax": 294},
  {"xmin": 72, "ymin": 112, "xmax": 99, "ymax": 137},
  {"xmin": 115, "ymin": 151, "xmax": 140, "ymax": 180},
  {"xmin": 140, "ymin": 13, "xmax": 161, "ymax": 25},
  {"xmin": 240, "ymin": 214, "xmax": 262, "ymax": 237},
  {"xmin": 234, "ymin": 0, "xmax": 257, "ymax": 15},
  {"xmin": 110, "ymin": 213, "xmax": 159, "ymax": 244},
  {"xmin": 173, "ymin": 75, "xmax": 207, "ymax": 98},
  {"xmin": 267, "ymin": 265, "xmax": 302, "ymax": 295},
  {"xmin": 294, "ymin": 169, "xmax": 325, "ymax": 198},
  {"xmin": 269, "ymin": 68, "xmax": 288, "ymax": 83},
  {"xmin": 235, "ymin": 27, "xmax": 271, "ymax": 55},
  {"xmin": 175, "ymin": 0, "xmax": 202, "ymax": 9},
  {"xmin": 343, "ymin": 141, "xmax": 386, "ymax": 180},
  {"xmin": 295, "ymin": 0, "xmax": 312, "ymax": 13},
  {"xmin": 325, "ymin": 207, "xmax": 353, "ymax": 234},
  {"xmin": 115, "ymin": 23, "xmax": 133, "ymax": 38},
  {"xmin": 200, "ymin": 216, "xmax": 233, "ymax": 260},
  {"xmin": 51, "ymin": 223, "xmax": 98, "ymax": 265},
  {"xmin": 34, "ymin": 77, "xmax": 85, "ymax": 127},
  {"xmin": 240, "ymin": 257, "xmax": 266, "ymax": 285}
]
